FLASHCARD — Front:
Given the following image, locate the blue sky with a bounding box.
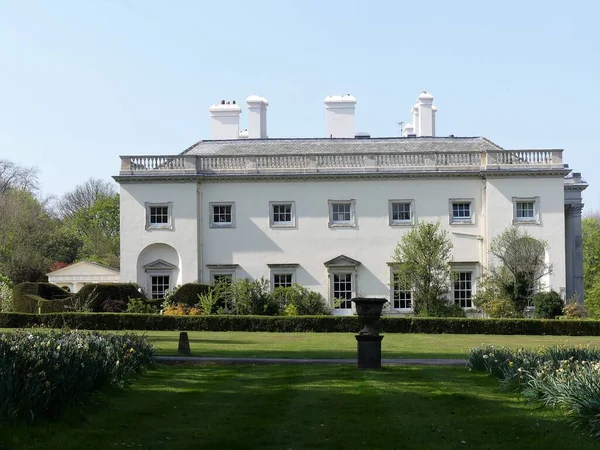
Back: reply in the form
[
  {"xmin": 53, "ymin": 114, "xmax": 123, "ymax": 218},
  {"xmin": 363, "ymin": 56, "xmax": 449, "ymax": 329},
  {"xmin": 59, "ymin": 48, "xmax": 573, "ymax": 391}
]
[{"xmin": 0, "ymin": 0, "xmax": 598, "ymax": 209}]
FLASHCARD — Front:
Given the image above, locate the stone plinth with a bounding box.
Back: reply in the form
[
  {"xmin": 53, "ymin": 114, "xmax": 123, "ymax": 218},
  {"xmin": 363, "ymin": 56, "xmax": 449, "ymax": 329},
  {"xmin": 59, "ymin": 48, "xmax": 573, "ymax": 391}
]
[
  {"xmin": 178, "ymin": 331, "xmax": 191, "ymax": 356},
  {"xmin": 355, "ymin": 335, "xmax": 384, "ymax": 369}
]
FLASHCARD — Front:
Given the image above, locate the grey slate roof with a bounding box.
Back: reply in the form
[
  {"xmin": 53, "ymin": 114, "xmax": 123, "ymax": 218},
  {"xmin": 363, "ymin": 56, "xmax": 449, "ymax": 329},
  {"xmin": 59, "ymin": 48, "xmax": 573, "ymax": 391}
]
[{"xmin": 182, "ymin": 136, "xmax": 505, "ymax": 156}]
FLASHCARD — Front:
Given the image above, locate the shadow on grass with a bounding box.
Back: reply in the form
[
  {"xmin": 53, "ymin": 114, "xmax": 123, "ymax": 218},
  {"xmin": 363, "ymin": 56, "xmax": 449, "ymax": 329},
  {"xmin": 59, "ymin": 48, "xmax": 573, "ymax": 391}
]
[{"xmin": 2, "ymin": 365, "xmax": 596, "ymax": 450}]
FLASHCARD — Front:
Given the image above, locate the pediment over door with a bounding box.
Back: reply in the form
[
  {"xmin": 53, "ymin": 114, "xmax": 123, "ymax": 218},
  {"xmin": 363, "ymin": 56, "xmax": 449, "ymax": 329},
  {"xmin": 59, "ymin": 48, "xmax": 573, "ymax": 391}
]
[
  {"xmin": 143, "ymin": 259, "xmax": 178, "ymax": 272},
  {"xmin": 323, "ymin": 254, "xmax": 362, "ymax": 268}
]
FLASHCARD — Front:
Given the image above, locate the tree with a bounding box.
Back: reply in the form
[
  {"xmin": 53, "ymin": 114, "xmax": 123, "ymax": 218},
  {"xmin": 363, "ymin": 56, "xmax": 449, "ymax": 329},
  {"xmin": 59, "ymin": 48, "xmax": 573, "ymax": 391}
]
[
  {"xmin": 0, "ymin": 159, "xmax": 39, "ymax": 194},
  {"xmin": 483, "ymin": 227, "xmax": 552, "ymax": 314},
  {"xmin": 55, "ymin": 178, "xmax": 117, "ymax": 219},
  {"xmin": 582, "ymin": 213, "xmax": 600, "ymax": 290},
  {"xmin": 392, "ymin": 221, "xmax": 454, "ymax": 316}
]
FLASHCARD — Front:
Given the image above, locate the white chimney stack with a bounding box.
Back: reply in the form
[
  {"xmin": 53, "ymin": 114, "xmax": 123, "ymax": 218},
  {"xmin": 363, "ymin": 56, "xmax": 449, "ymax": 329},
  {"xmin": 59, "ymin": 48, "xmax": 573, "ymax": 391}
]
[
  {"xmin": 324, "ymin": 94, "xmax": 357, "ymax": 138},
  {"xmin": 209, "ymin": 100, "xmax": 241, "ymax": 140},
  {"xmin": 403, "ymin": 91, "xmax": 437, "ymax": 137},
  {"xmin": 246, "ymin": 95, "xmax": 269, "ymax": 139}
]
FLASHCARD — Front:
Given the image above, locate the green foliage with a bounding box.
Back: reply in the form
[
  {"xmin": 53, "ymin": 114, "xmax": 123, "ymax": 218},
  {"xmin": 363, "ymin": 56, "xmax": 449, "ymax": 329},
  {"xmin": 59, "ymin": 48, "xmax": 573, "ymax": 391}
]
[
  {"xmin": 271, "ymin": 284, "xmax": 331, "ymax": 315},
  {"xmin": 585, "ymin": 279, "xmax": 600, "ymax": 319},
  {"xmin": 0, "ymin": 330, "xmax": 154, "ymax": 422},
  {"xmin": 532, "ymin": 291, "xmax": 564, "ymax": 319},
  {"xmin": 563, "ymin": 295, "xmax": 587, "ymax": 319},
  {"xmin": 196, "ymin": 291, "xmax": 219, "ymax": 315},
  {"xmin": 0, "ymin": 275, "xmax": 13, "ymax": 312},
  {"xmin": 12, "ymin": 282, "xmax": 72, "ymax": 313},
  {"xmin": 487, "ymin": 227, "xmax": 551, "ymax": 314},
  {"xmin": 467, "ymin": 344, "xmax": 600, "ymax": 440},
  {"xmin": 126, "ymin": 298, "xmax": 159, "ymax": 314},
  {"xmin": 167, "ymin": 283, "xmax": 210, "ymax": 306},
  {"xmin": 74, "ymin": 283, "xmax": 142, "ymax": 312},
  {"xmin": 582, "ymin": 216, "xmax": 600, "ymax": 290},
  {"xmin": 392, "ymin": 221, "xmax": 453, "ymax": 316}
]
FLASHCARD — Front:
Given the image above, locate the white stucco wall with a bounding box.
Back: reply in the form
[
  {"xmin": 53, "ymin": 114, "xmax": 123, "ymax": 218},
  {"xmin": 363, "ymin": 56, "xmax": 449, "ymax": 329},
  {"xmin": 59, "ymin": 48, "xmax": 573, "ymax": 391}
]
[
  {"xmin": 119, "ymin": 182, "xmax": 199, "ymax": 293},
  {"xmin": 485, "ymin": 176, "xmax": 566, "ymax": 293}
]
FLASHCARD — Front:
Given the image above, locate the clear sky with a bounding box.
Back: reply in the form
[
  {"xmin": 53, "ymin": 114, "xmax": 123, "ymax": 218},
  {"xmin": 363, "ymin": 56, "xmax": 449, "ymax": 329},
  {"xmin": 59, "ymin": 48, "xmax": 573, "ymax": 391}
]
[{"xmin": 1, "ymin": 0, "xmax": 598, "ymax": 209}]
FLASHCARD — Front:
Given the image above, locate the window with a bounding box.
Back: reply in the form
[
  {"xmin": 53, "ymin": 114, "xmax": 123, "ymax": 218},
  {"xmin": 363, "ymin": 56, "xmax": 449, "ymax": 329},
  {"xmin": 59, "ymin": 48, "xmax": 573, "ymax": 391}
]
[
  {"xmin": 210, "ymin": 202, "xmax": 235, "ymax": 228},
  {"xmin": 513, "ymin": 197, "xmax": 540, "ymax": 224},
  {"xmin": 328, "ymin": 200, "xmax": 356, "ymax": 228},
  {"xmin": 453, "ymin": 272, "xmax": 473, "ymax": 308},
  {"xmin": 273, "ymin": 273, "xmax": 293, "ymax": 289},
  {"xmin": 333, "ymin": 273, "xmax": 353, "ymax": 309},
  {"xmin": 389, "ymin": 200, "xmax": 415, "ymax": 226},
  {"xmin": 449, "ymin": 199, "xmax": 475, "ymax": 224},
  {"xmin": 212, "ymin": 273, "xmax": 233, "ymax": 284},
  {"xmin": 145, "ymin": 202, "xmax": 173, "ymax": 230},
  {"xmin": 391, "ymin": 271, "xmax": 412, "ymax": 310},
  {"xmin": 270, "ymin": 202, "xmax": 296, "ymax": 228},
  {"xmin": 151, "ymin": 275, "xmax": 170, "ymax": 299}
]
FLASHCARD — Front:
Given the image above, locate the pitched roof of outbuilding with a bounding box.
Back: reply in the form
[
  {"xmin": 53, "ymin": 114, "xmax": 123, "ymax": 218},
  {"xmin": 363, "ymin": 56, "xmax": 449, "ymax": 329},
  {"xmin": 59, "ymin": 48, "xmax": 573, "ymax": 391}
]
[{"xmin": 181, "ymin": 136, "xmax": 504, "ymax": 156}]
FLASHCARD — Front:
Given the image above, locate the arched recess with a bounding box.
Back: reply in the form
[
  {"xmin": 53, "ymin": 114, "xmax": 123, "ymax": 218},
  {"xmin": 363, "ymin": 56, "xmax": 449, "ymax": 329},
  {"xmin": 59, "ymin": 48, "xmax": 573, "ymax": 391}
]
[{"xmin": 136, "ymin": 243, "xmax": 181, "ymax": 299}]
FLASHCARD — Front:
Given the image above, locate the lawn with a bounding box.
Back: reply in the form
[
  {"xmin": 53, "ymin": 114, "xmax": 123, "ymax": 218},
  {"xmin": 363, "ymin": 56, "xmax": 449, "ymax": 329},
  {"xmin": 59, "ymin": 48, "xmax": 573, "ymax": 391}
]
[
  {"xmin": 141, "ymin": 331, "xmax": 600, "ymax": 359},
  {"xmin": 2, "ymin": 364, "xmax": 597, "ymax": 450}
]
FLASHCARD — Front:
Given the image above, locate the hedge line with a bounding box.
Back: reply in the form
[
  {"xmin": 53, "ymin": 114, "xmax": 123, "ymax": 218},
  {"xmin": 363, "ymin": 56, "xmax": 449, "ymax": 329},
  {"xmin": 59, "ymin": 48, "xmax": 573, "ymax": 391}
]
[{"xmin": 2, "ymin": 313, "xmax": 600, "ymax": 335}]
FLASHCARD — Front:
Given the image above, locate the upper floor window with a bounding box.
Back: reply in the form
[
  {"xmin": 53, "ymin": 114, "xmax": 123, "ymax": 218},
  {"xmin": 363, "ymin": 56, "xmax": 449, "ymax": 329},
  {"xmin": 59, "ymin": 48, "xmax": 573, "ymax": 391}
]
[
  {"xmin": 449, "ymin": 199, "xmax": 475, "ymax": 225},
  {"xmin": 328, "ymin": 200, "xmax": 356, "ymax": 228},
  {"xmin": 210, "ymin": 202, "xmax": 235, "ymax": 228},
  {"xmin": 389, "ymin": 200, "xmax": 415, "ymax": 226},
  {"xmin": 270, "ymin": 202, "xmax": 296, "ymax": 228},
  {"xmin": 145, "ymin": 202, "xmax": 173, "ymax": 230},
  {"xmin": 513, "ymin": 197, "xmax": 541, "ymax": 225}
]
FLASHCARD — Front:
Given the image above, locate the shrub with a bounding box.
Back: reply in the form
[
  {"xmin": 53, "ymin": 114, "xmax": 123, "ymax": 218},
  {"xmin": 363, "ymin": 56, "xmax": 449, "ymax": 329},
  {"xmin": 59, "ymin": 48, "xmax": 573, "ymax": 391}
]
[
  {"xmin": 0, "ymin": 277, "xmax": 13, "ymax": 313},
  {"xmin": 166, "ymin": 283, "xmax": 210, "ymax": 306},
  {"xmin": 12, "ymin": 282, "xmax": 72, "ymax": 313},
  {"xmin": 585, "ymin": 281, "xmax": 600, "ymax": 319},
  {"xmin": 0, "ymin": 330, "xmax": 154, "ymax": 422},
  {"xmin": 74, "ymin": 283, "xmax": 142, "ymax": 312},
  {"xmin": 563, "ymin": 296, "xmax": 587, "ymax": 319},
  {"xmin": 271, "ymin": 284, "xmax": 331, "ymax": 315},
  {"xmin": 126, "ymin": 298, "xmax": 159, "ymax": 314},
  {"xmin": 163, "ymin": 303, "xmax": 202, "ymax": 316},
  {"xmin": 532, "ymin": 291, "xmax": 564, "ymax": 319},
  {"xmin": 482, "ymin": 298, "xmax": 521, "ymax": 318},
  {"xmin": 101, "ymin": 299, "xmax": 128, "ymax": 313}
]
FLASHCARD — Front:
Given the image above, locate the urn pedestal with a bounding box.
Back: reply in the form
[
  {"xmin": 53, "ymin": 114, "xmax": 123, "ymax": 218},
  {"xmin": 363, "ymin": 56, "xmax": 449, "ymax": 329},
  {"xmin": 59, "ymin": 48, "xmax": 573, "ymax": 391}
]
[{"xmin": 351, "ymin": 298, "xmax": 387, "ymax": 369}]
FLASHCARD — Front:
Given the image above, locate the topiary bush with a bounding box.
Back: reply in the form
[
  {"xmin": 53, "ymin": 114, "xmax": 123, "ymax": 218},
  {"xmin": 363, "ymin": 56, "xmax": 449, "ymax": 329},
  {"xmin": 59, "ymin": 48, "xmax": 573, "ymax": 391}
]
[
  {"xmin": 166, "ymin": 283, "xmax": 210, "ymax": 306},
  {"xmin": 74, "ymin": 283, "xmax": 142, "ymax": 312},
  {"xmin": 532, "ymin": 291, "xmax": 564, "ymax": 319},
  {"xmin": 12, "ymin": 282, "xmax": 72, "ymax": 313}
]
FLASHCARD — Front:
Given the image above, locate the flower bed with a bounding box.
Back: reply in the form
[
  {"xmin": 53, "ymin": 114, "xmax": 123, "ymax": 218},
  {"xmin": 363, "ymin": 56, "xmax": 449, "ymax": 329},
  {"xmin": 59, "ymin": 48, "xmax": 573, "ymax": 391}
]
[
  {"xmin": 0, "ymin": 330, "xmax": 154, "ymax": 422},
  {"xmin": 467, "ymin": 344, "xmax": 600, "ymax": 439}
]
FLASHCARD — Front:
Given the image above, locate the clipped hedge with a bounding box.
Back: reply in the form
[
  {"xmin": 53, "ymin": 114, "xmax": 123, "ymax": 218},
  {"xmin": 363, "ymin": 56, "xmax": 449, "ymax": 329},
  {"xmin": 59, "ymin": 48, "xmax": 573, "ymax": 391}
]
[
  {"xmin": 12, "ymin": 282, "xmax": 72, "ymax": 313},
  {"xmin": 168, "ymin": 283, "xmax": 211, "ymax": 306},
  {"xmin": 74, "ymin": 283, "xmax": 142, "ymax": 312},
  {"xmin": 3, "ymin": 313, "xmax": 600, "ymax": 335}
]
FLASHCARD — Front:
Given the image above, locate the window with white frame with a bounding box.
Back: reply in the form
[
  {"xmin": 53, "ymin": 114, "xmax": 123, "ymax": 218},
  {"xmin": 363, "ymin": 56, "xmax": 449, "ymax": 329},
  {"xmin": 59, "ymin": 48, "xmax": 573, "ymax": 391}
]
[
  {"xmin": 150, "ymin": 275, "xmax": 170, "ymax": 299},
  {"xmin": 328, "ymin": 200, "xmax": 356, "ymax": 227},
  {"xmin": 513, "ymin": 197, "xmax": 540, "ymax": 224},
  {"xmin": 273, "ymin": 273, "xmax": 294, "ymax": 289},
  {"xmin": 270, "ymin": 202, "xmax": 296, "ymax": 228},
  {"xmin": 449, "ymin": 199, "xmax": 474, "ymax": 224},
  {"xmin": 391, "ymin": 271, "xmax": 412, "ymax": 310},
  {"xmin": 145, "ymin": 202, "xmax": 173, "ymax": 230},
  {"xmin": 332, "ymin": 273, "xmax": 353, "ymax": 309},
  {"xmin": 453, "ymin": 272, "xmax": 473, "ymax": 308},
  {"xmin": 210, "ymin": 202, "xmax": 235, "ymax": 228},
  {"xmin": 389, "ymin": 200, "xmax": 414, "ymax": 226}
]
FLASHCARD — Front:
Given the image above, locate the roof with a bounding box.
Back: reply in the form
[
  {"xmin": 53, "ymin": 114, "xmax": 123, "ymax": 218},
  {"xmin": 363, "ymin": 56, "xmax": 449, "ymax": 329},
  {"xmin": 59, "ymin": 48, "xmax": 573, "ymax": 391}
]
[
  {"xmin": 182, "ymin": 136, "xmax": 505, "ymax": 157},
  {"xmin": 46, "ymin": 261, "xmax": 120, "ymax": 277}
]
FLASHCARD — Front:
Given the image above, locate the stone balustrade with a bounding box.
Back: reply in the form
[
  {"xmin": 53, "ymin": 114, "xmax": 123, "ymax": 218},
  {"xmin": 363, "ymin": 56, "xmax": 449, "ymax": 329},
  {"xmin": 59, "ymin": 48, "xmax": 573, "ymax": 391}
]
[{"xmin": 119, "ymin": 149, "xmax": 564, "ymax": 176}]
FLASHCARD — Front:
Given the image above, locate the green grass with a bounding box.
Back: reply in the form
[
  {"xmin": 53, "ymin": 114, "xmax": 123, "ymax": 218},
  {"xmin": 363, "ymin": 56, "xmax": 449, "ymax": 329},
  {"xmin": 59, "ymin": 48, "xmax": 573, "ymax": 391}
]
[
  {"xmin": 2, "ymin": 364, "xmax": 597, "ymax": 450},
  {"xmin": 4, "ymin": 329, "xmax": 600, "ymax": 359},
  {"xmin": 143, "ymin": 331, "xmax": 600, "ymax": 359}
]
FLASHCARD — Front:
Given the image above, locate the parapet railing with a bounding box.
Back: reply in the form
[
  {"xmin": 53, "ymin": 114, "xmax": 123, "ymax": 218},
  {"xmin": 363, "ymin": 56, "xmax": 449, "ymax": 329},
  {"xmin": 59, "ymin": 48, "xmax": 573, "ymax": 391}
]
[{"xmin": 119, "ymin": 150, "xmax": 563, "ymax": 175}]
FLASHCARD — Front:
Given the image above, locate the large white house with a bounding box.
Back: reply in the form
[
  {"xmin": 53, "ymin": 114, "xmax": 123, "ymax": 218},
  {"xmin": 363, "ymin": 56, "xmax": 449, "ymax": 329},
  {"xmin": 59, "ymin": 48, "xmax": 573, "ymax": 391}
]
[{"xmin": 115, "ymin": 91, "xmax": 587, "ymax": 314}]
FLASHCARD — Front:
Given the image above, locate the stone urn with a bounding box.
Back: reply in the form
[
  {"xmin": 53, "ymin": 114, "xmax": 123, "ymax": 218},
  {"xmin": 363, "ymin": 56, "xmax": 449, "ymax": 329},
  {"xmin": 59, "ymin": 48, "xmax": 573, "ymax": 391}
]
[
  {"xmin": 351, "ymin": 297, "xmax": 387, "ymax": 369},
  {"xmin": 352, "ymin": 297, "xmax": 387, "ymax": 336}
]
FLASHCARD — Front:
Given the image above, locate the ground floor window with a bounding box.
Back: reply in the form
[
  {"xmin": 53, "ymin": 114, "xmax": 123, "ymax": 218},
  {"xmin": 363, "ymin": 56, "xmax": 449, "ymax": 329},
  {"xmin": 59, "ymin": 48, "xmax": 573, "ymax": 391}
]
[
  {"xmin": 212, "ymin": 273, "xmax": 234, "ymax": 285},
  {"xmin": 333, "ymin": 273, "xmax": 353, "ymax": 309},
  {"xmin": 391, "ymin": 272, "xmax": 412, "ymax": 310},
  {"xmin": 453, "ymin": 272, "xmax": 473, "ymax": 308},
  {"xmin": 273, "ymin": 273, "xmax": 294, "ymax": 289},
  {"xmin": 151, "ymin": 275, "xmax": 170, "ymax": 299}
]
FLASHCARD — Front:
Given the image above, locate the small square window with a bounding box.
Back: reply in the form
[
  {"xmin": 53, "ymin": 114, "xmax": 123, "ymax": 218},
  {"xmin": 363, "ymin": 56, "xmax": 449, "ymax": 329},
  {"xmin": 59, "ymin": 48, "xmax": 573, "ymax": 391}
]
[
  {"xmin": 389, "ymin": 200, "xmax": 415, "ymax": 226},
  {"xmin": 328, "ymin": 200, "xmax": 356, "ymax": 228},
  {"xmin": 270, "ymin": 202, "xmax": 296, "ymax": 228},
  {"xmin": 145, "ymin": 202, "xmax": 173, "ymax": 230},
  {"xmin": 273, "ymin": 273, "xmax": 294, "ymax": 289},
  {"xmin": 449, "ymin": 199, "xmax": 475, "ymax": 224},
  {"xmin": 513, "ymin": 197, "xmax": 540, "ymax": 224},
  {"xmin": 210, "ymin": 202, "xmax": 235, "ymax": 228}
]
